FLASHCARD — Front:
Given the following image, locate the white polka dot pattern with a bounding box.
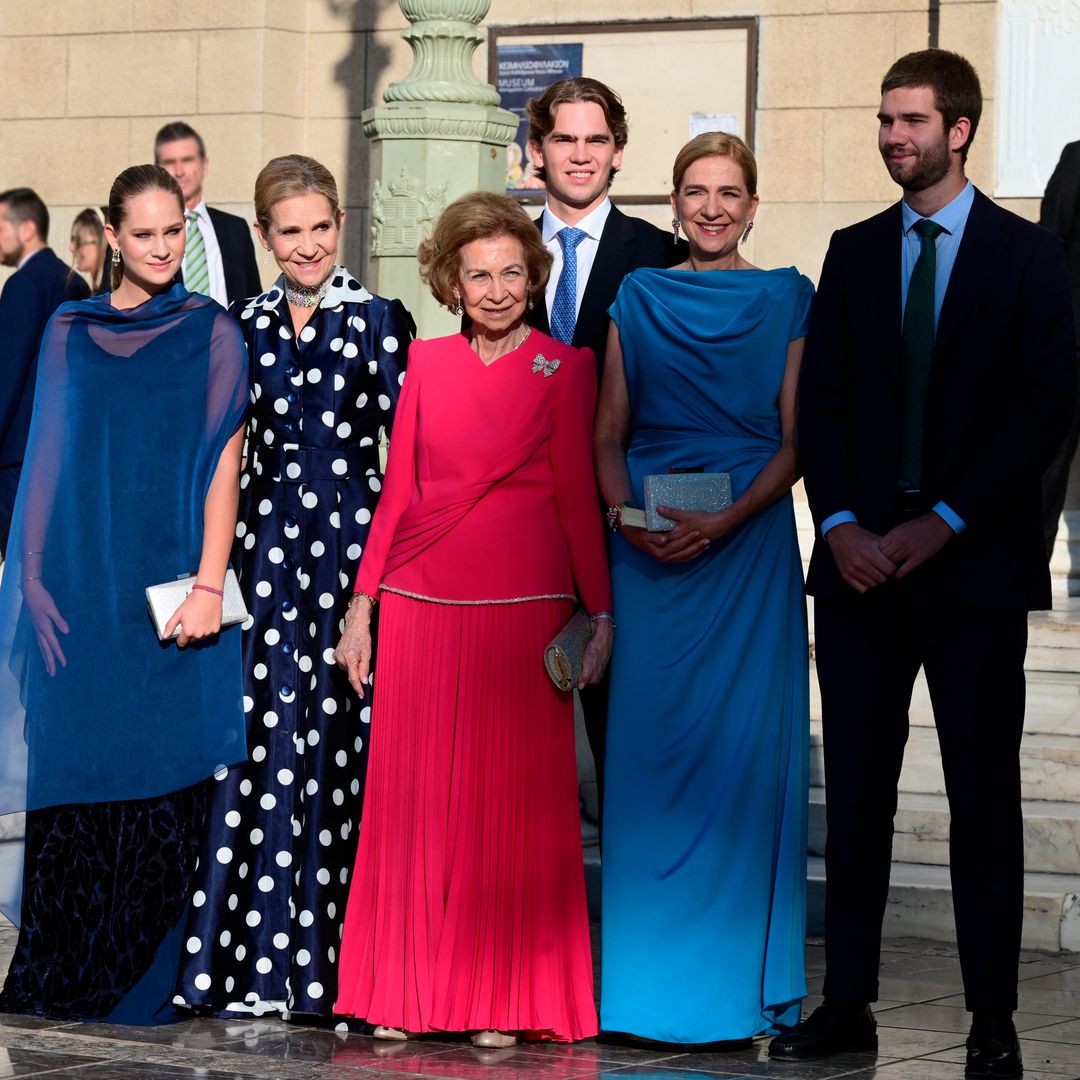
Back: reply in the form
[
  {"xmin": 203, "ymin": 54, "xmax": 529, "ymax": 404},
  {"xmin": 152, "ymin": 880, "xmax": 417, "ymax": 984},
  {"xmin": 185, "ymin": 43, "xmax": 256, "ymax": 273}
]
[{"xmin": 176, "ymin": 280, "xmax": 410, "ymax": 1016}]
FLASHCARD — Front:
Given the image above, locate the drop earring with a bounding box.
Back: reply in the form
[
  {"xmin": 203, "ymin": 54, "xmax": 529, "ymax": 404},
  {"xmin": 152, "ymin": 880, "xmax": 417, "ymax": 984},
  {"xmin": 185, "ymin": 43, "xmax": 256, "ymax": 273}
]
[
  {"xmin": 450, "ymin": 296, "xmax": 464, "ymax": 317},
  {"xmin": 672, "ymin": 217, "xmax": 681, "ymax": 244},
  {"xmin": 262, "ymin": 245, "xmax": 272, "ymax": 264},
  {"xmin": 111, "ymin": 247, "xmax": 121, "ymax": 268},
  {"xmin": 741, "ymin": 219, "xmax": 754, "ymax": 244}
]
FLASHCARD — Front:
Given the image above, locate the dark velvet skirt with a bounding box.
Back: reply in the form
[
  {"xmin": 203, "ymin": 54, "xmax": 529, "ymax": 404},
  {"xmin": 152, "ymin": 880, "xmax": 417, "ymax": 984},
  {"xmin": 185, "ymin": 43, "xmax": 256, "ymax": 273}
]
[{"xmin": 0, "ymin": 785, "xmax": 205, "ymax": 1024}]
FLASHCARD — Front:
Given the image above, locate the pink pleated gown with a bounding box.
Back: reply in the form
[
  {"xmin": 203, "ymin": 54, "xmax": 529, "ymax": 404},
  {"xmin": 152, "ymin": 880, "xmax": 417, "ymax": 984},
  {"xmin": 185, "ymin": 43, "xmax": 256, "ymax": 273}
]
[{"xmin": 335, "ymin": 331, "xmax": 610, "ymax": 1042}]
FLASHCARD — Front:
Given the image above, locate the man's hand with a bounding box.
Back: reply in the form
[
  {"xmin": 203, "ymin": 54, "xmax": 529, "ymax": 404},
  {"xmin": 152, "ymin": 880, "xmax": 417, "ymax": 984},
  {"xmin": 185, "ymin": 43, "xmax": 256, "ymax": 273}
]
[
  {"xmin": 825, "ymin": 522, "xmax": 897, "ymax": 593},
  {"xmin": 879, "ymin": 512, "xmax": 954, "ymax": 579}
]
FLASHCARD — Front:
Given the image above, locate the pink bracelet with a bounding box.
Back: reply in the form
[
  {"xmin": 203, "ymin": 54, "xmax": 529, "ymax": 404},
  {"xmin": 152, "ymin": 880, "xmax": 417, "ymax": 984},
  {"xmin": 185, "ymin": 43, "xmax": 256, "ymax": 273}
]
[{"xmin": 192, "ymin": 583, "xmax": 224, "ymax": 598}]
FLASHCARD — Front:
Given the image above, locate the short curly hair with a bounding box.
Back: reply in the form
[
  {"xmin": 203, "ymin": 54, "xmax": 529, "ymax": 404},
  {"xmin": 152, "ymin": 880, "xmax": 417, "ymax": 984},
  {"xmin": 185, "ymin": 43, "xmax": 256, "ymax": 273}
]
[{"xmin": 418, "ymin": 191, "xmax": 552, "ymax": 310}]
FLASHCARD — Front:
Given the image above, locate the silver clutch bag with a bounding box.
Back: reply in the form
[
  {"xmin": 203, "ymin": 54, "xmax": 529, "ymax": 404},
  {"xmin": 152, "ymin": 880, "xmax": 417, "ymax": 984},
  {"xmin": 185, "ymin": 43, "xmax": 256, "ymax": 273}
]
[
  {"xmin": 146, "ymin": 569, "xmax": 248, "ymax": 641},
  {"xmin": 643, "ymin": 472, "xmax": 733, "ymax": 532},
  {"xmin": 543, "ymin": 608, "xmax": 592, "ymax": 692}
]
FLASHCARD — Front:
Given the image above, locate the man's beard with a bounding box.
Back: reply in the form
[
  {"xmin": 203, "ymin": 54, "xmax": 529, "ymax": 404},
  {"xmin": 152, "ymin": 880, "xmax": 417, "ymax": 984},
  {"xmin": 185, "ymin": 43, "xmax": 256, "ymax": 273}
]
[{"xmin": 882, "ymin": 135, "xmax": 951, "ymax": 193}]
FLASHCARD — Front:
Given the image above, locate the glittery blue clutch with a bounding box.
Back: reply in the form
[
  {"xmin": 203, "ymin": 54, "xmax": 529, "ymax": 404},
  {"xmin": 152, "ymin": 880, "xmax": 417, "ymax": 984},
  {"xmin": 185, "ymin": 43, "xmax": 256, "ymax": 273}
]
[{"xmin": 643, "ymin": 473, "xmax": 733, "ymax": 532}]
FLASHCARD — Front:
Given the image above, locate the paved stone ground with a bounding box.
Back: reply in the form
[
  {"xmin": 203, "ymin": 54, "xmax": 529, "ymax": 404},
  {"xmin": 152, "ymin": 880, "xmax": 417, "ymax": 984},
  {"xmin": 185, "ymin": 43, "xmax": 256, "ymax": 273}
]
[{"xmin": 4, "ymin": 923, "xmax": 1080, "ymax": 1079}]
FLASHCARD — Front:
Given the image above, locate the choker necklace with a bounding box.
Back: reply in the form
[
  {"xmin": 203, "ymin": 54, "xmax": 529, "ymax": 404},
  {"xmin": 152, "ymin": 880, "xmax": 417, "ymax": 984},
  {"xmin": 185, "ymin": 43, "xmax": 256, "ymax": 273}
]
[{"xmin": 285, "ymin": 276, "xmax": 331, "ymax": 308}]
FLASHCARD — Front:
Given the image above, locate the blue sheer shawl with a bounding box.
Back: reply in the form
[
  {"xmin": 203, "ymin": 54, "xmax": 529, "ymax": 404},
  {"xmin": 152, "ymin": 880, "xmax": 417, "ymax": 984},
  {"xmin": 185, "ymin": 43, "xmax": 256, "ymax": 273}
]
[{"xmin": 0, "ymin": 284, "xmax": 250, "ymax": 922}]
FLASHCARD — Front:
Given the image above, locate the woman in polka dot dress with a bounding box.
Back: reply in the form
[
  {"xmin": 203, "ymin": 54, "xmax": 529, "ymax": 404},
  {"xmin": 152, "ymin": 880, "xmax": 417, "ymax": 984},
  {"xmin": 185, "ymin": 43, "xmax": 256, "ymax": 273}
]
[{"xmin": 176, "ymin": 156, "xmax": 412, "ymax": 1019}]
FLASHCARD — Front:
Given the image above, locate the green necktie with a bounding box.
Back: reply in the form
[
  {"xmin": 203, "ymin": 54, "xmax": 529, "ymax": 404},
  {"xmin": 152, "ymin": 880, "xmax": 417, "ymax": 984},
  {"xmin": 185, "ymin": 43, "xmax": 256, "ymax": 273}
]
[
  {"xmin": 184, "ymin": 211, "xmax": 210, "ymax": 296},
  {"xmin": 899, "ymin": 218, "xmax": 945, "ymax": 489}
]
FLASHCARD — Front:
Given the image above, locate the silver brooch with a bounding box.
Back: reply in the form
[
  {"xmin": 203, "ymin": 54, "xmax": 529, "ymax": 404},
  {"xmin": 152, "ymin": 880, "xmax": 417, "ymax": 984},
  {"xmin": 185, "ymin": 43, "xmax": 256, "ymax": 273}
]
[{"xmin": 531, "ymin": 354, "xmax": 560, "ymax": 377}]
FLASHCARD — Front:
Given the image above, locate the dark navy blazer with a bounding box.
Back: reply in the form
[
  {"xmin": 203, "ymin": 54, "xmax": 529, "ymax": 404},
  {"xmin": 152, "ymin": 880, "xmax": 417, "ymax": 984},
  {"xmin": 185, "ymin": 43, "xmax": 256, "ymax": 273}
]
[{"xmin": 0, "ymin": 247, "xmax": 90, "ymax": 468}]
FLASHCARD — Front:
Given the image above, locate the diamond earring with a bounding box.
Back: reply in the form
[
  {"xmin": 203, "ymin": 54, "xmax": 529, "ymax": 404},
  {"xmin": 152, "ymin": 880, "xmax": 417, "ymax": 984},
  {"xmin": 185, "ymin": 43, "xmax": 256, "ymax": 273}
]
[
  {"xmin": 741, "ymin": 220, "xmax": 754, "ymax": 244},
  {"xmin": 672, "ymin": 217, "xmax": 681, "ymax": 244}
]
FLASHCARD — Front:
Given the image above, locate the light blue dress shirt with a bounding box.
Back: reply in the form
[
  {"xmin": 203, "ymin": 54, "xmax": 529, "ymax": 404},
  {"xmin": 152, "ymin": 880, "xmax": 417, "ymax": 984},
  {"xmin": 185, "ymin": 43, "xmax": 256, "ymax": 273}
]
[{"xmin": 820, "ymin": 182, "xmax": 974, "ymax": 538}]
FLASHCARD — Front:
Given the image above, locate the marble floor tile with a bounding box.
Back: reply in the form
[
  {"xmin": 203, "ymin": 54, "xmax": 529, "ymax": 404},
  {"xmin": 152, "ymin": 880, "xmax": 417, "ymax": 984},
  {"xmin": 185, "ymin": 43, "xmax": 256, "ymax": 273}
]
[
  {"xmin": 870, "ymin": 1003, "xmax": 1060, "ymax": 1034},
  {"xmin": 1019, "ymin": 968, "xmax": 1080, "ymax": 992},
  {"xmin": 931, "ymin": 988, "xmax": 1079, "ymax": 1017},
  {"xmin": 1021, "ymin": 1018, "xmax": 1080, "ymax": 1044},
  {"xmin": 841, "ymin": 1062, "xmax": 1060, "ymax": 1080},
  {"xmin": 925, "ymin": 1036, "xmax": 1080, "ymax": 1077},
  {"xmin": 0, "ymin": 1047, "xmax": 110, "ymax": 1077},
  {"xmin": 70, "ymin": 1016, "xmax": 291, "ymax": 1051}
]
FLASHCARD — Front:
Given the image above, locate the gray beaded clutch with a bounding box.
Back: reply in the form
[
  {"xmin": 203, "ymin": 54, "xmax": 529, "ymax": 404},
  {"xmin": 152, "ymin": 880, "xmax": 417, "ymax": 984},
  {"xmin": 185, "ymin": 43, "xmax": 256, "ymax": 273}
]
[
  {"xmin": 643, "ymin": 472, "xmax": 733, "ymax": 532},
  {"xmin": 544, "ymin": 608, "xmax": 592, "ymax": 692},
  {"xmin": 146, "ymin": 569, "xmax": 248, "ymax": 641}
]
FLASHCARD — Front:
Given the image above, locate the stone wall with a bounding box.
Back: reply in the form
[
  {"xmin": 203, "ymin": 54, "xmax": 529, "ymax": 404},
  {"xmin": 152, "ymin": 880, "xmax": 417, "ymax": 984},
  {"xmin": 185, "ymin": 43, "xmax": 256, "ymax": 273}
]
[{"xmin": 0, "ymin": 0, "xmax": 1037, "ymax": 296}]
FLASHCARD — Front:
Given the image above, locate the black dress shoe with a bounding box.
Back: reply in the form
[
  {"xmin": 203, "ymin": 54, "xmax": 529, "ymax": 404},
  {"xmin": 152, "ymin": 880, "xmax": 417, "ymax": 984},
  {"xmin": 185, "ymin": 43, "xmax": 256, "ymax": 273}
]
[
  {"xmin": 966, "ymin": 1017, "xmax": 1022, "ymax": 1078},
  {"xmin": 769, "ymin": 1003, "xmax": 877, "ymax": 1061}
]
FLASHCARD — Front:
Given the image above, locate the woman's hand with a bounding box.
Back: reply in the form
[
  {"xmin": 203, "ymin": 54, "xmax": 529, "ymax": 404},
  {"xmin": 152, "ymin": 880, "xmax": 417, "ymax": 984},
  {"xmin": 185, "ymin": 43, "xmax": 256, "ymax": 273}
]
[
  {"xmin": 620, "ymin": 521, "xmax": 710, "ymax": 564},
  {"xmin": 656, "ymin": 505, "xmax": 743, "ymax": 547},
  {"xmin": 579, "ymin": 618, "xmax": 614, "ymax": 688},
  {"xmin": 23, "ymin": 580, "xmax": 69, "ymax": 677},
  {"xmin": 334, "ymin": 600, "xmax": 373, "ymax": 698},
  {"xmin": 164, "ymin": 589, "xmax": 223, "ymax": 647}
]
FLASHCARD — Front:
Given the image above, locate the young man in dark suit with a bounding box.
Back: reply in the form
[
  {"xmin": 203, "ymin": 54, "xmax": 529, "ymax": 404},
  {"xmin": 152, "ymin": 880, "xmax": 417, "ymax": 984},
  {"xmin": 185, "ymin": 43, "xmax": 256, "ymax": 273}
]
[
  {"xmin": 0, "ymin": 188, "xmax": 90, "ymax": 556},
  {"xmin": 154, "ymin": 121, "xmax": 261, "ymax": 307},
  {"xmin": 772, "ymin": 51, "xmax": 1076, "ymax": 1078},
  {"xmin": 524, "ymin": 77, "xmax": 686, "ymax": 824}
]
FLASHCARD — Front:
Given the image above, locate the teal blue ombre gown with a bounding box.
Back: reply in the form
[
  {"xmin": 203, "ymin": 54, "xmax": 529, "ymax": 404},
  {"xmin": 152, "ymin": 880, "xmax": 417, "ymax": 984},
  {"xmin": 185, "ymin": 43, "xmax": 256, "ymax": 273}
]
[{"xmin": 600, "ymin": 267, "xmax": 813, "ymax": 1043}]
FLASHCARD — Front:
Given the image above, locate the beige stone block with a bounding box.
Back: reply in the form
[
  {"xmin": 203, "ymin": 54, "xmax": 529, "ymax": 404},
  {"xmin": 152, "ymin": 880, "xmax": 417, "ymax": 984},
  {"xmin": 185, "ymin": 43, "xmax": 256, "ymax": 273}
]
[
  {"xmin": 554, "ymin": 0, "xmax": 694, "ymax": 17},
  {"xmin": 823, "ymin": 107, "xmax": 897, "ymax": 203},
  {"xmin": 305, "ymin": 30, "xmax": 369, "ymax": 118},
  {"xmin": 260, "ymin": 116, "xmax": 308, "ymax": 169},
  {"xmin": 68, "ymin": 33, "xmax": 198, "ymax": 117},
  {"xmin": 893, "ymin": 9, "xmax": 928, "ymax": 54},
  {"xmin": 696, "ymin": 0, "xmax": 829, "ymax": 16},
  {"xmin": 965, "ymin": 103, "xmax": 995, "ymax": 192},
  {"xmin": 198, "ymin": 29, "xmax": 264, "ymax": 114},
  {"xmin": 998, "ymin": 197, "xmax": 1040, "ymax": 224},
  {"xmin": 752, "ymin": 199, "xmax": 892, "ymax": 283},
  {"xmin": 0, "ymin": 1, "xmax": 133, "ymax": 35},
  {"xmin": 825, "ymin": 0, "xmax": 923, "ymax": 12},
  {"xmin": 365, "ymin": 30, "xmax": 417, "ymax": 116},
  {"xmin": 939, "ymin": 2, "xmax": 997, "ymax": 80},
  {"xmin": 263, "ymin": 29, "xmax": 308, "ymax": 117},
  {"xmin": 1, "ymin": 118, "xmax": 132, "ymax": 207},
  {"xmin": 304, "ymin": 0, "xmax": 407, "ymax": 33},
  {"xmin": 304, "ymin": 118, "xmax": 370, "ymax": 208},
  {"xmin": 338, "ymin": 206, "xmax": 372, "ymax": 283},
  {"xmin": 759, "ymin": 14, "xmax": 902, "ymax": 108},
  {"xmin": 129, "ymin": 0, "xmax": 264, "ymax": 31},
  {"xmin": 0, "ymin": 37, "xmax": 67, "ymax": 119},
  {"xmin": 756, "ymin": 109, "xmax": 825, "ymax": 203},
  {"xmin": 263, "ymin": 0, "xmax": 308, "ymax": 33}
]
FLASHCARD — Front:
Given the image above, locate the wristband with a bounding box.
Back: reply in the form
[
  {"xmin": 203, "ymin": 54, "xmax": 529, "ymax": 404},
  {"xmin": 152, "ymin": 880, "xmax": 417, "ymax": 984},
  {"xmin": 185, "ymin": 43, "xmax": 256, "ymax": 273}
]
[{"xmin": 192, "ymin": 583, "xmax": 224, "ymax": 598}]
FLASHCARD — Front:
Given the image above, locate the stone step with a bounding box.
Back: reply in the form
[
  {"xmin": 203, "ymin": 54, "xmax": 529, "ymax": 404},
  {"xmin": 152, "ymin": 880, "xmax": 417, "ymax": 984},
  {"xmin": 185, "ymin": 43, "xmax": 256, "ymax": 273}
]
[
  {"xmin": 808, "ymin": 789, "xmax": 1080, "ymax": 874},
  {"xmin": 806, "ymin": 856, "xmax": 1080, "ymax": 953},
  {"xmin": 809, "ymin": 666, "xmax": 1080, "ymax": 736},
  {"xmin": 810, "ymin": 724, "xmax": 1080, "ymax": 802}
]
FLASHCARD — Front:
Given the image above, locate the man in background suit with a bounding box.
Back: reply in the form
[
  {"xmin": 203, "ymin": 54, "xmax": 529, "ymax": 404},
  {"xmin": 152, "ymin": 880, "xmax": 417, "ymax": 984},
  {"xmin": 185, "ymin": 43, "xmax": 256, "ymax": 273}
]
[
  {"xmin": 772, "ymin": 50, "xmax": 1075, "ymax": 1078},
  {"xmin": 0, "ymin": 188, "xmax": 90, "ymax": 556},
  {"xmin": 523, "ymin": 77, "xmax": 686, "ymax": 824},
  {"xmin": 154, "ymin": 121, "xmax": 261, "ymax": 307},
  {"xmin": 1039, "ymin": 140, "xmax": 1080, "ymax": 556}
]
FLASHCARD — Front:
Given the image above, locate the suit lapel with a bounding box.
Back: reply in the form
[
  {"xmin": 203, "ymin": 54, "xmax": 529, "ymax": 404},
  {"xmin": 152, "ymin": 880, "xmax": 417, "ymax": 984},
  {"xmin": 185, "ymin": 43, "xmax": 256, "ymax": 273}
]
[
  {"xmin": 866, "ymin": 202, "xmax": 905, "ymax": 388},
  {"xmin": 574, "ymin": 206, "xmax": 632, "ymax": 351},
  {"xmin": 933, "ymin": 189, "xmax": 1000, "ymax": 360}
]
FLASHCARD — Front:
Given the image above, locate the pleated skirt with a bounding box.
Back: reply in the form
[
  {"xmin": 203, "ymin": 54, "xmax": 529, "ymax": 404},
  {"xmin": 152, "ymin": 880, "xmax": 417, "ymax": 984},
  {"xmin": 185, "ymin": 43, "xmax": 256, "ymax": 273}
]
[{"xmin": 335, "ymin": 592, "xmax": 597, "ymax": 1042}]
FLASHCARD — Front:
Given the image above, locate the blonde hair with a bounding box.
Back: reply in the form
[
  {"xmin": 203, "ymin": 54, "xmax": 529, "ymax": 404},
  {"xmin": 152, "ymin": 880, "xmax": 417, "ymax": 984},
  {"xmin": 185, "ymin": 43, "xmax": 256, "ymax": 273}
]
[
  {"xmin": 417, "ymin": 191, "xmax": 552, "ymax": 309},
  {"xmin": 254, "ymin": 155, "xmax": 341, "ymax": 233},
  {"xmin": 672, "ymin": 132, "xmax": 758, "ymax": 196}
]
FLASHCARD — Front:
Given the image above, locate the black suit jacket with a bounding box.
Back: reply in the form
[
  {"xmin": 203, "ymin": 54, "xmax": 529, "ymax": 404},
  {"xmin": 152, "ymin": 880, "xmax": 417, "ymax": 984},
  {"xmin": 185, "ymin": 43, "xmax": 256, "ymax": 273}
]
[
  {"xmin": 0, "ymin": 248, "xmax": 90, "ymax": 467},
  {"xmin": 206, "ymin": 206, "xmax": 261, "ymax": 305},
  {"xmin": 1041, "ymin": 140, "xmax": 1080, "ymax": 346},
  {"xmin": 528, "ymin": 204, "xmax": 687, "ymax": 373},
  {"xmin": 799, "ymin": 188, "xmax": 1077, "ymax": 610}
]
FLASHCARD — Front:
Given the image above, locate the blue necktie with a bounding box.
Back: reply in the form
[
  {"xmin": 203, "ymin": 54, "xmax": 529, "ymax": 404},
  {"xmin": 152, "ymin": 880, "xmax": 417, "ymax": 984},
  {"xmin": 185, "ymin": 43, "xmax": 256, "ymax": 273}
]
[
  {"xmin": 899, "ymin": 218, "xmax": 945, "ymax": 488},
  {"xmin": 550, "ymin": 227, "xmax": 587, "ymax": 344}
]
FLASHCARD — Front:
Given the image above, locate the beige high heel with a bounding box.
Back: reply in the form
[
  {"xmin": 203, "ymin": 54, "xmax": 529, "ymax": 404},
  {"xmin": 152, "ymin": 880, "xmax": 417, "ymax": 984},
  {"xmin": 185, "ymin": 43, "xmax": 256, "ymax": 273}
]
[{"xmin": 471, "ymin": 1029, "xmax": 520, "ymax": 1048}]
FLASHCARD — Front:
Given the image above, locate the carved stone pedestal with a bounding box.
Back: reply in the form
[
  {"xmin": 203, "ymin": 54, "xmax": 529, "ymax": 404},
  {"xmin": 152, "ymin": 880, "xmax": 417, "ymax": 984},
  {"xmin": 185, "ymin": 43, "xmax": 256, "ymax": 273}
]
[{"xmin": 364, "ymin": 0, "xmax": 518, "ymax": 336}]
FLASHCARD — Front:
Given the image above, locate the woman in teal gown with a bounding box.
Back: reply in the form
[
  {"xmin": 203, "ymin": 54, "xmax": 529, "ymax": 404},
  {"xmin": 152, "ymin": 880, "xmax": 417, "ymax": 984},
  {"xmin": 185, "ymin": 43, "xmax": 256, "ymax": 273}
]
[{"xmin": 595, "ymin": 133, "xmax": 813, "ymax": 1044}]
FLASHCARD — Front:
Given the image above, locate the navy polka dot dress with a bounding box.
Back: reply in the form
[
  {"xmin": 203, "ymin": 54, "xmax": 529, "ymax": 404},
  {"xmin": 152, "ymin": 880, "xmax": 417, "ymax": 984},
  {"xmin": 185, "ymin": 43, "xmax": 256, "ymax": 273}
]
[{"xmin": 176, "ymin": 269, "xmax": 412, "ymax": 1017}]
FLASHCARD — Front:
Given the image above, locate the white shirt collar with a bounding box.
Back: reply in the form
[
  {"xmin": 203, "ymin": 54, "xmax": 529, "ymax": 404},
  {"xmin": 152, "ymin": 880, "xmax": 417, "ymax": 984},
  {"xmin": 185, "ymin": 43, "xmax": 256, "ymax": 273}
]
[
  {"xmin": 186, "ymin": 199, "xmax": 209, "ymax": 223},
  {"xmin": 541, "ymin": 197, "xmax": 612, "ymax": 244}
]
